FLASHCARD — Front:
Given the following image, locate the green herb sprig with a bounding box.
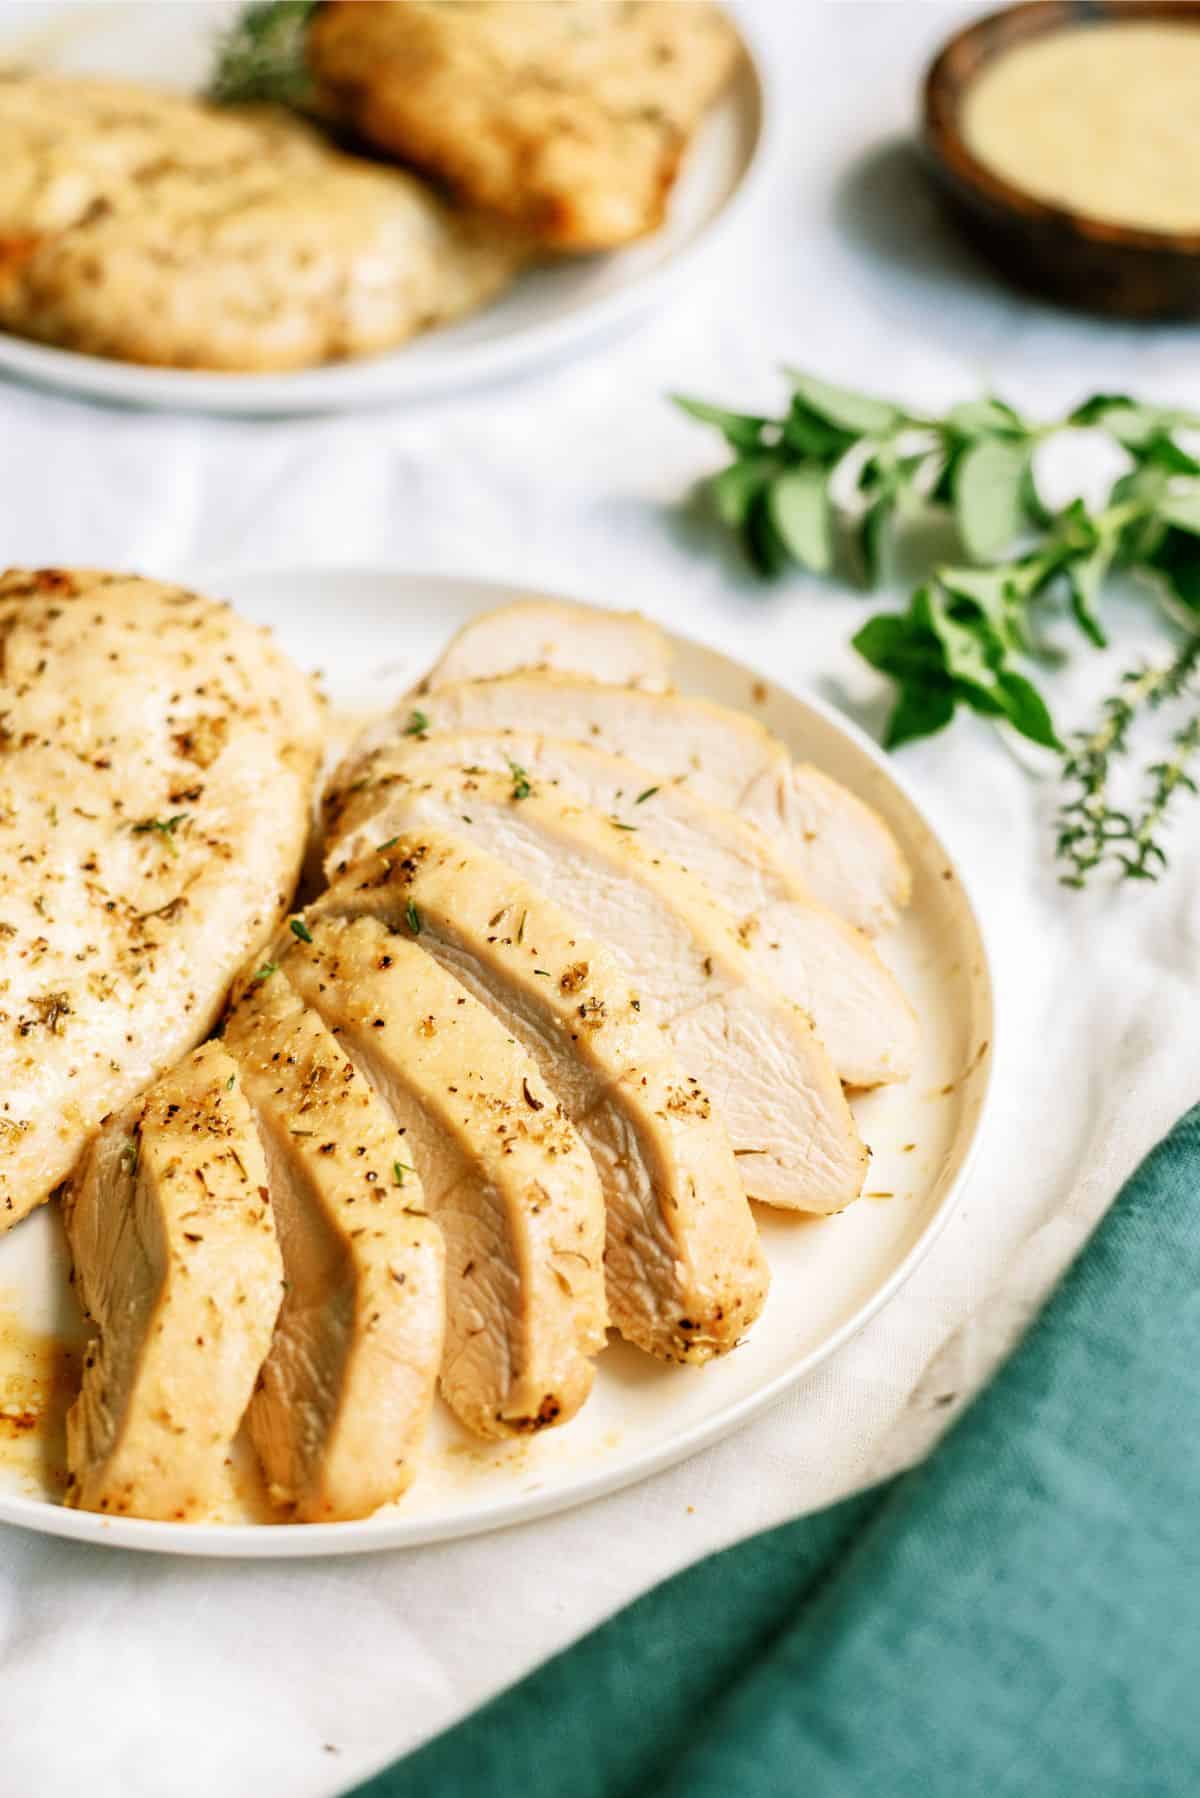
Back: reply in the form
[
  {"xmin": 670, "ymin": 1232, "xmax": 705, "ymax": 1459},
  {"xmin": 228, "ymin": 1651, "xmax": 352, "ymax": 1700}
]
[
  {"xmin": 208, "ymin": 0, "xmax": 317, "ymax": 107},
  {"xmin": 677, "ymin": 374, "xmax": 1200, "ymax": 885}
]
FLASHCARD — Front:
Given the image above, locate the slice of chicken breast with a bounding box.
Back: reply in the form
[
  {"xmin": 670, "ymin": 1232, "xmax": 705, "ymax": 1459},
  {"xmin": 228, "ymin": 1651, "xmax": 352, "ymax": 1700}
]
[
  {"xmin": 324, "ymin": 772, "xmax": 866, "ymax": 1212},
  {"xmin": 416, "ymin": 600, "xmax": 672, "ymax": 693},
  {"xmin": 329, "ymin": 674, "xmax": 908, "ymax": 933},
  {"xmin": 325, "ymin": 731, "xmax": 917, "ymax": 1088},
  {"xmin": 222, "ymin": 969, "xmax": 444, "ymax": 1521},
  {"xmin": 304, "ymin": 836, "xmax": 768, "ymax": 1362},
  {"xmin": 0, "ymin": 567, "xmax": 323, "ymax": 1235},
  {"xmin": 272, "ymin": 917, "xmax": 607, "ymax": 1438},
  {"xmin": 62, "ymin": 1041, "xmax": 283, "ymax": 1522}
]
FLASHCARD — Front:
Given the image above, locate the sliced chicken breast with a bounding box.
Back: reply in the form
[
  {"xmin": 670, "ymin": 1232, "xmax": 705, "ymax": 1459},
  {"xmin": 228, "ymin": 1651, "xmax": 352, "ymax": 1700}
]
[
  {"xmin": 272, "ymin": 917, "xmax": 607, "ymax": 1438},
  {"xmin": 325, "ymin": 731, "xmax": 917, "ymax": 1088},
  {"xmin": 417, "ymin": 600, "xmax": 671, "ymax": 693},
  {"xmin": 325, "ymin": 774, "xmax": 866, "ymax": 1211},
  {"xmin": 62, "ymin": 1041, "xmax": 283, "ymax": 1522},
  {"xmin": 305, "ymin": 836, "xmax": 768, "ymax": 1361},
  {"xmin": 329, "ymin": 674, "xmax": 909, "ymax": 933},
  {"xmin": 0, "ymin": 568, "xmax": 323, "ymax": 1235},
  {"xmin": 222, "ymin": 970, "xmax": 444, "ymax": 1521}
]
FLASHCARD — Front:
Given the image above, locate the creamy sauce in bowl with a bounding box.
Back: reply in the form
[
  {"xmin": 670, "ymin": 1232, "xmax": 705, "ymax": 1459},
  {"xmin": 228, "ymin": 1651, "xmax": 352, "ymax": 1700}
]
[{"xmin": 963, "ymin": 22, "xmax": 1200, "ymax": 233}]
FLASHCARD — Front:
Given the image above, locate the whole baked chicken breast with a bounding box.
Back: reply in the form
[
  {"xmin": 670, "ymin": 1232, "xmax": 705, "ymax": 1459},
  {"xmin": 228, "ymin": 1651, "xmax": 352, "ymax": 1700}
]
[{"xmin": 0, "ymin": 568, "xmax": 323, "ymax": 1233}]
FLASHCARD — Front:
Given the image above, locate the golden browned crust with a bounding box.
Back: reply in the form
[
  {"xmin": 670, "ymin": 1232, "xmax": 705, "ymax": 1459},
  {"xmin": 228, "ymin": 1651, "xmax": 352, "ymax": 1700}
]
[
  {"xmin": 0, "ymin": 72, "xmax": 521, "ymax": 370},
  {"xmin": 308, "ymin": 0, "xmax": 740, "ymax": 251}
]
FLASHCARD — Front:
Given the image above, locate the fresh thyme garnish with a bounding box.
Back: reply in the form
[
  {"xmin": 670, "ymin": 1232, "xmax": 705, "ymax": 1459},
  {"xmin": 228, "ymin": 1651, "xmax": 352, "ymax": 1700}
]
[
  {"xmin": 377, "ymin": 836, "xmax": 400, "ymax": 853},
  {"xmin": 252, "ymin": 962, "xmax": 278, "ymax": 983},
  {"xmin": 517, "ymin": 910, "xmax": 527, "ymax": 944},
  {"xmin": 132, "ymin": 813, "xmax": 189, "ymax": 851},
  {"xmin": 610, "ymin": 819, "xmax": 637, "ymax": 831},
  {"xmin": 208, "ymin": 0, "xmax": 317, "ymax": 106},
  {"xmin": 506, "ymin": 756, "xmax": 532, "ymax": 801},
  {"xmin": 289, "ymin": 917, "xmax": 314, "ymax": 944},
  {"xmin": 634, "ymin": 786, "xmax": 659, "ymax": 805},
  {"xmin": 678, "ymin": 373, "xmax": 1200, "ymax": 886},
  {"xmin": 226, "ymin": 1074, "xmax": 236, "ymax": 1091},
  {"xmin": 405, "ymin": 900, "xmax": 421, "ymax": 934},
  {"xmin": 393, "ymin": 1160, "xmax": 415, "ymax": 1187},
  {"xmin": 403, "ymin": 710, "xmax": 430, "ymax": 738},
  {"xmin": 534, "ymin": 968, "xmax": 550, "ymax": 977},
  {"xmin": 1057, "ymin": 637, "xmax": 1200, "ymax": 886}
]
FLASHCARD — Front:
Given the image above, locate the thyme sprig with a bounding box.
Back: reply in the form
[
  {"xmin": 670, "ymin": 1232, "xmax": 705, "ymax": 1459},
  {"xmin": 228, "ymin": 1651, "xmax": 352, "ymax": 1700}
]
[
  {"xmin": 677, "ymin": 373, "xmax": 1200, "ymax": 886},
  {"xmin": 1057, "ymin": 638, "xmax": 1200, "ymax": 886}
]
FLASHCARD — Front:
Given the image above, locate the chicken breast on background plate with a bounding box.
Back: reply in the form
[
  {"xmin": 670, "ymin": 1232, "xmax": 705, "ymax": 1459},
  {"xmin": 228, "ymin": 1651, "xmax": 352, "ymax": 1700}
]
[
  {"xmin": 303, "ymin": 835, "xmax": 769, "ymax": 1364},
  {"xmin": 0, "ymin": 568, "xmax": 323, "ymax": 1236},
  {"xmin": 328, "ymin": 672, "xmax": 910, "ymax": 934},
  {"xmin": 325, "ymin": 730, "xmax": 917, "ymax": 1088},
  {"xmin": 63, "ymin": 1041, "xmax": 284, "ymax": 1522},
  {"xmin": 223, "ymin": 968, "xmax": 445, "ymax": 1520},
  {"xmin": 307, "ymin": 0, "xmax": 740, "ymax": 252},
  {"xmin": 0, "ymin": 73, "xmax": 521, "ymax": 371}
]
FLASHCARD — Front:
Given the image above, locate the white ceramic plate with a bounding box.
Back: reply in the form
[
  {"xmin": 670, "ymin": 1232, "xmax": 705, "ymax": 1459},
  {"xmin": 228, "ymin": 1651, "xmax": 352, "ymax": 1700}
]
[
  {"xmin": 0, "ymin": 570, "xmax": 994, "ymax": 1556},
  {"xmin": 0, "ymin": 2, "xmax": 768, "ymax": 413}
]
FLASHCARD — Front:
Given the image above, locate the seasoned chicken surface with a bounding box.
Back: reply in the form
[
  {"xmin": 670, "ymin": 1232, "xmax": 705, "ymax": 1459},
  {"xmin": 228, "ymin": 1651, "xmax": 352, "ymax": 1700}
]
[
  {"xmin": 63, "ymin": 1042, "xmax": 283, "ymax": 1522},
  {"xmin": 0, "ymin": 569, "xmax": 322, "ymax": 1235},
  {"xmin": 307, "ymin": 835, "xmax": 768, "ymax": 1362},
  {"xmin": 223, "ymin": 969, "xmax": 445, "ymax": 1520},
  {"xmin": 326, "ymin": 731, "xmax": 917, "ymax": 1088},
  {"xmin": 0, "ymin": 74, "xmax": 520, "ymax": 370},
  {"xmin": 418, "ymin": 601, "xmax": 671, "ymax": 693},
  {"xmin": 332, "ymin": 772, "xmax": 867, "ymax": 1212},
  {"xmin": 275, "ymin": 918, "xmax": 607, "ymax": 1438},
  {"xmin": 308, "ymin": 0, "xmax": 739, "ymax": 250},
  {"xmin": 328, "ymin": 674, "xmax": 910, "ymax": 933}
]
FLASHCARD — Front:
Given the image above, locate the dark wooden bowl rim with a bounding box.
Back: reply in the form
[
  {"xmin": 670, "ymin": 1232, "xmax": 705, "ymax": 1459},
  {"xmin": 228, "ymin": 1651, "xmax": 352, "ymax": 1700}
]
[{"xmin": 924, "ymin": 0, "xmax": 1200, "ymax": 257}]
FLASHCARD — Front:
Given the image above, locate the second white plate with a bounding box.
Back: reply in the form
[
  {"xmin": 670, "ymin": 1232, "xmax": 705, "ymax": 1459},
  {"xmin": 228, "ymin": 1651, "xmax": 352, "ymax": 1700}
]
[
  {"xmin": 0, "ymin": 570, "xmax": 994, "ymax": 1556},
  {"xmin": 0, "ymin": 1, "xmax": 768, "ymax": 413}
]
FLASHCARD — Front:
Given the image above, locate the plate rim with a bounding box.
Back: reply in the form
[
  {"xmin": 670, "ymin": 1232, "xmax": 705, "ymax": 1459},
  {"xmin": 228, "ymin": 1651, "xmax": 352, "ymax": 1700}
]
[
  {"xmin": 0, "ymin": 15, "xmax": 772, "ymax": 415},
  {"xmin": 0, "ymin": 566, "xmax": 997, "ymax": 1557}
]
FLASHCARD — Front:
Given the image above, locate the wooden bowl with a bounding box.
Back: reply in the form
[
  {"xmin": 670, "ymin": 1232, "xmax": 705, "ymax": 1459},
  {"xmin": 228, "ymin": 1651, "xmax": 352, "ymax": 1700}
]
[{"xmin": 923, "ymin": 0, "xmax": 1200, "ymax": 319}]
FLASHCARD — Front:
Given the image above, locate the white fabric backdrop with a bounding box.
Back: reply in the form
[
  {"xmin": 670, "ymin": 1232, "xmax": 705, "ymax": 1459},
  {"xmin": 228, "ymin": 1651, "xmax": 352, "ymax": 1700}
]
[{"xmin": 2, "ymin": 3, "xmax": 1199, "ymax": 1794}]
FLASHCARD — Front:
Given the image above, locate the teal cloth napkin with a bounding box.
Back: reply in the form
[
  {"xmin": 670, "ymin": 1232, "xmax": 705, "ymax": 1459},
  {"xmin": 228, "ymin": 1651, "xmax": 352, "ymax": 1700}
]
[{"xmin": 353, "ymin": 1107, "xmax": 1200, "ymax": 1798}]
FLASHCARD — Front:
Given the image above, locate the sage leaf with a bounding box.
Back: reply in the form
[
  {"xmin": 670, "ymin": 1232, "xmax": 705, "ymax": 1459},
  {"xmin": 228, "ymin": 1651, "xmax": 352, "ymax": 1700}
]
[
  {"xmin": 673, "ymin": 395, "xmax": 767, "ymax": 453},
  {"xmin": 995, "ymin": 672, "xmax": 1061, "ymax": 749},
  {"xmin": 1065, "ymin": 544, "xmax": 1111, "ymax": 648},
  {"xmin": 947, "ymin": 397, "xmax": 1026, "ymax": 439},
  {"xmin": 782, "ymin": 404, "xmax": 855, "ymax": 461},
  {"xmin": 1146, "ymin": 528, "xmax": 1200, "ymax": 613},
  {"xmin": 920, "ymin": 586, "xmax": 1000, "ymax": 697},
  {"xmin": 744, "ymin": 488, "xmax": 792, "ymax": 577},
  {"xmin": 940, "ymin": 564, "xmax": 1026, "ymax": 650},
  {"xmin": 767, "ymin": 465, "xmax": 833, "ymax": 573},
  {"xmin": 886, "ymin": 682, "xmax": 956, "ymax": 748},
  {"xmin": 709, "ymin": 455, "xmax": 775, "ymax": 529},
  {"xmin": 954, "ymin": 437, "xmax": 1030, "ymax": 561},
  {"xmin": 1140, "ymin": 436, "xmax": 1200, "ymax": 477},
  {"xmin": 784, "ymin": 370, "xmax": 901, "ymax": 437},
  {"xmin": 1159, "ymin": 491, "xmax": 1200, "ymax": 536},
  {"xmin": 858, "ymin": 493, "xmax": 892, "ymax": 586}
]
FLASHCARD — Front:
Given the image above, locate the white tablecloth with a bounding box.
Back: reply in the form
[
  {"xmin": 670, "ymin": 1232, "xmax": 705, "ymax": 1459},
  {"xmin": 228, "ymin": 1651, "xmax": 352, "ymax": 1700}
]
[{"xmin": 3, "ymin": 4, "xmax": 1199, "ymax": 1793}]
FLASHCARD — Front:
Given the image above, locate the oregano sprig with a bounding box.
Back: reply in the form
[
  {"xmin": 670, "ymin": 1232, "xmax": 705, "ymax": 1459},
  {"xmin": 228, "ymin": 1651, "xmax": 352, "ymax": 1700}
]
[{"xmin": 676, "ymin": 373, "xmax": 1200, "ymax": 886}]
